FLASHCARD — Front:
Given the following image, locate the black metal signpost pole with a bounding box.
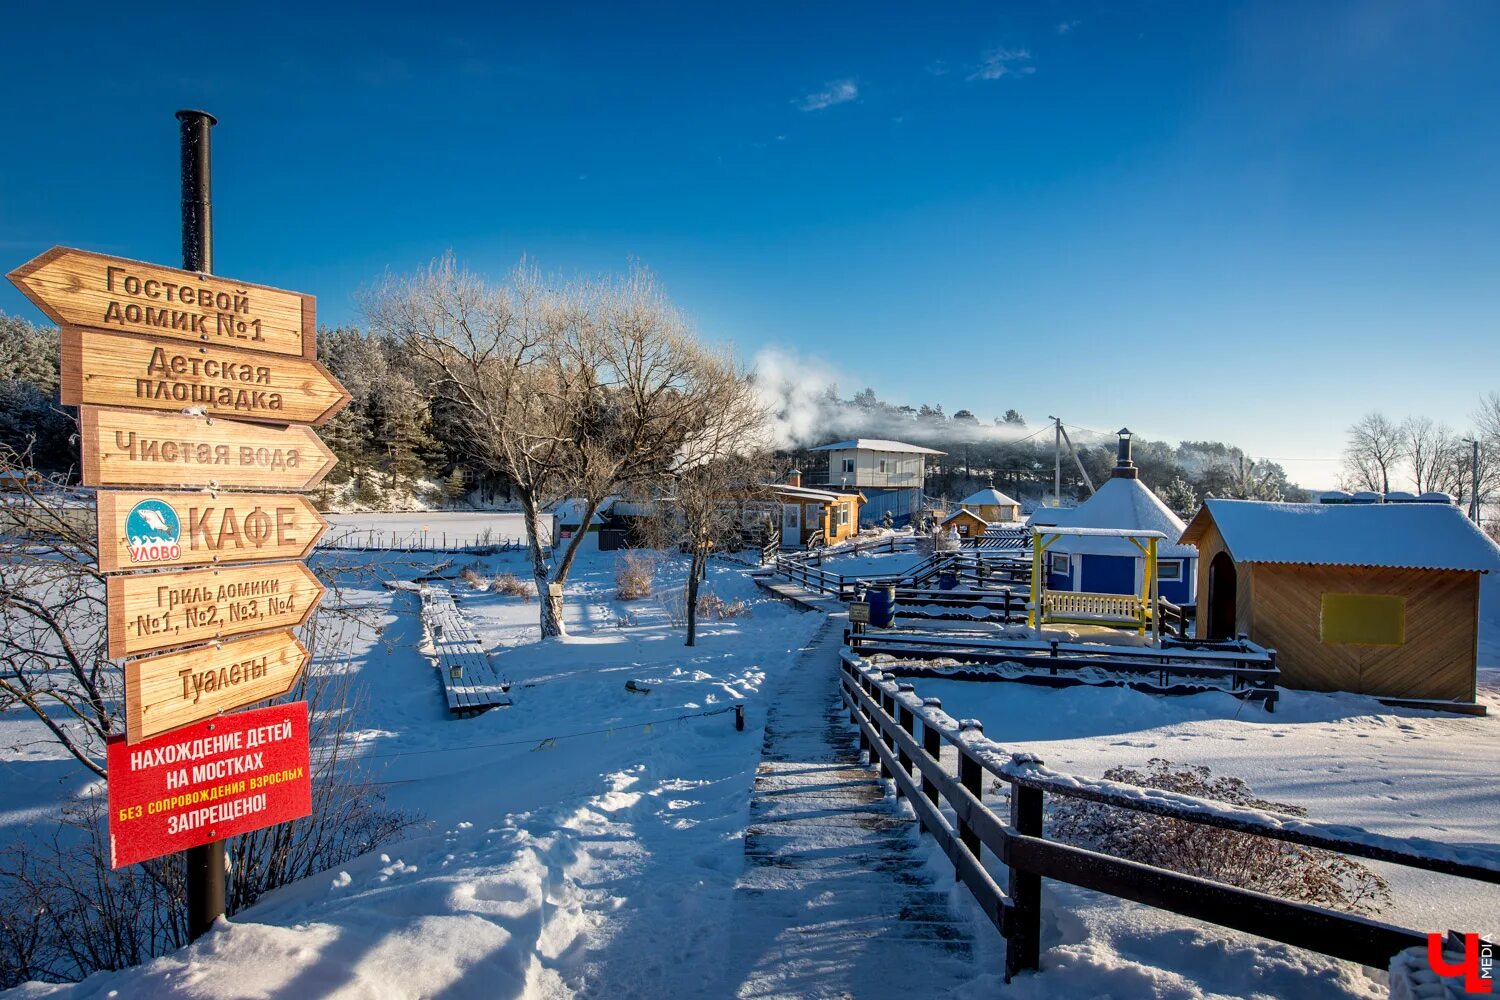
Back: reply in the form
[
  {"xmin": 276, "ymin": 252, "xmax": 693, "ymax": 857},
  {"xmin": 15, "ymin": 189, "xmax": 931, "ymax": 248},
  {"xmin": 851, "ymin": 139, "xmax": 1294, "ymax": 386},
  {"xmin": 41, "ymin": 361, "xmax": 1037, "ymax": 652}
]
[{"xmin": 176, "ymin": 108, "xmax": 225, "ymax": 942}]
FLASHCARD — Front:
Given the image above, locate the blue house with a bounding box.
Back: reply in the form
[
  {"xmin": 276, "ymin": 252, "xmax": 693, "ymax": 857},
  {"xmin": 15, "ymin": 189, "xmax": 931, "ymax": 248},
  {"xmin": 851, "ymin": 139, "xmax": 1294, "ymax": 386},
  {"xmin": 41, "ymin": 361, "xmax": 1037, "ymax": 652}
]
[{"xmin": 1030, "ymin": 430, "xmax": 1197, "ymax": 605}]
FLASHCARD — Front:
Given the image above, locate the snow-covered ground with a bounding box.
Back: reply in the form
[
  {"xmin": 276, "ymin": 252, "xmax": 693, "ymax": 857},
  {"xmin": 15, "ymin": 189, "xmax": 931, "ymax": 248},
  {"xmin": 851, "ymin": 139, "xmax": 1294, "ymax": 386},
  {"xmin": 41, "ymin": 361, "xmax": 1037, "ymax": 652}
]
[
  {"xmin": 3, "ymin": 538, "xmax": 1498, "ymax": 998},
  {"xmin": 322, "ymin": 511, "xmax": 547, "ymax": 549}
]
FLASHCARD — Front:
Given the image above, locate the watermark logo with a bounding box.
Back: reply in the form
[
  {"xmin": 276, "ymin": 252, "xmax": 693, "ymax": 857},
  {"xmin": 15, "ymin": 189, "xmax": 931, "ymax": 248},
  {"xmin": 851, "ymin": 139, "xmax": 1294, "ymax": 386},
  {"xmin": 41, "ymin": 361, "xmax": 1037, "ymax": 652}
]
[
  {"xmin": 125, "ymin": 498, "xmax": 181, "ymax": 563},
  {"xmin": 1428, "ymin": 933, "xmax": 1494, "ymax": 994}
]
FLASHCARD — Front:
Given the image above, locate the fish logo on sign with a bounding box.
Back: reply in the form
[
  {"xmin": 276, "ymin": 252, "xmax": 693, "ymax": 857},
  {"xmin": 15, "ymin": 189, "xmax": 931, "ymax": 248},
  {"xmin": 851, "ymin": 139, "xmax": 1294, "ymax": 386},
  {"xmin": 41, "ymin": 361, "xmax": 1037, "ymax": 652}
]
[{"xmin": 125, "ymin": 499, "xmax": 181, "ymax": 564}]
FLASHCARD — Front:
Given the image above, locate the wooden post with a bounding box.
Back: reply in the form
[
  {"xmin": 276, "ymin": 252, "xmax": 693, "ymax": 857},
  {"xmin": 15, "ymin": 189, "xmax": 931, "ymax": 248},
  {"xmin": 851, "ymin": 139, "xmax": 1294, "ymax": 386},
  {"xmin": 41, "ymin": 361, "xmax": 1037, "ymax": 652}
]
[
  {"xmin": 878, "ymin": 682, "xmax": 895, "ymax": 781},
  {"xmin": 956, "ymin": 720, "xmax": 984, "ymax": 877},
  {"xmin": 1006, "ymin": 780, "xmax": 1044, "ymax": 980},
  {"xmin": 921, "ymin": 697, "xmax": 942, "ymax": 813},
  {"xmin": 896, "ymin": 683, "xmax": 916, "ymax": 791}
]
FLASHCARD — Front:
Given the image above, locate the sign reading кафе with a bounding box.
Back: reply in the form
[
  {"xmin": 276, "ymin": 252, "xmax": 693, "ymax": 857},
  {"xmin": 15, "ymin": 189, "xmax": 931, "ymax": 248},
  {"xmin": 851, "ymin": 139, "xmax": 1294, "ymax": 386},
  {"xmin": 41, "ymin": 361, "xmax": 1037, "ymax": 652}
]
[{"xmin": 97, "ymin": 491, "xmax": 327, "ymax": 572}]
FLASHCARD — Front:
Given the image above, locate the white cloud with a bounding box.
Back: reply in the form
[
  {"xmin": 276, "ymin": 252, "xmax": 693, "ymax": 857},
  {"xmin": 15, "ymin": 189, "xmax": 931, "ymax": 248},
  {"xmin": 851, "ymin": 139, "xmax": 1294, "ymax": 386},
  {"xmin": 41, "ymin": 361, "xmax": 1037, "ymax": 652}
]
[
  {"xmin": 1057, "ymin": 19, "xmax": 1080, "ymax": 35},
  {"xmin": 797, "ymin": 78, "xmax": 858, "ymax": 111},
  {"xmin": 968, "ymin": 48, "xmax": 1036, "ymax": 81}
]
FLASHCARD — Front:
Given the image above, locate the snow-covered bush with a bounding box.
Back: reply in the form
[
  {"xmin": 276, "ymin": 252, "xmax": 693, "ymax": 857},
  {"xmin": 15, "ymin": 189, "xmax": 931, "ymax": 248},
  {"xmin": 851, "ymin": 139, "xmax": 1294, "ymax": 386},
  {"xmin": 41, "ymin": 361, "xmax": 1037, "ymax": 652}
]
[
  {"xmin": 697, "ymin": 593, "xmax": 749, "ymax": 620},
  {"xmin": 1046, "ymin": 758, "xmax": 1391, "ymax": 915},
  {"xmin": 460, "ymin": 565, "xmax": 489, "ymax": 590},
  {"xmin": 491, "ymin": 572, "xmax": 535, "ymax": 601},
  {"xmin": 615, "ymin": 551, "xmax": 656, "ymax": 601}
]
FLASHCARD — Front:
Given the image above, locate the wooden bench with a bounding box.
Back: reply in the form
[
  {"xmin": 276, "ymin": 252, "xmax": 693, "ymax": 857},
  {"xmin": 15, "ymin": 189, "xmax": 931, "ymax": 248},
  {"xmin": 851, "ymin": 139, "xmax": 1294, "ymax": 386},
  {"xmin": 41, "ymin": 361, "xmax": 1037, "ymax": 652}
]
[
  {"xmin": 1040, "ymin": 590, "xmax": 1146, "ymax": 630},
  {"xmin": 419, "ymin": 588, "xmax": 512, "ymax": 717}
]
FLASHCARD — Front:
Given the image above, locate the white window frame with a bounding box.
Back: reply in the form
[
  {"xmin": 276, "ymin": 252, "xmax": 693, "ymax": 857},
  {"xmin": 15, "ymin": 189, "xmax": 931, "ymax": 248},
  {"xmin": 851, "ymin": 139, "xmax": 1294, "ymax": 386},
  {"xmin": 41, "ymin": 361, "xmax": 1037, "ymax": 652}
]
[
  {"xmin": 1157, "ymin": 559, "xmax": 1183, "ymax": 582},
  {"xmin": 877, "ymin": 458, "xmax": 889, "ymax": 473},
  {"xmin": 841, "ymin": 458, "xmax": 855, "ymax": 474},
  {"xmin": 1049, "ymin": 552, "xmax": 1069, "ymax": 577}
]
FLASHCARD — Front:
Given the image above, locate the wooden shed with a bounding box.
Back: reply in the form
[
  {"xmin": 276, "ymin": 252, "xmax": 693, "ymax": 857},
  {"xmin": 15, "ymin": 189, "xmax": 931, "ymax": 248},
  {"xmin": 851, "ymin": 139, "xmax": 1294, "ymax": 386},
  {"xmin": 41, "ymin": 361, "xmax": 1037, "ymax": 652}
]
[
  {"xmin": 1180, "ymin": 499, "xmax": 1500, "ymax": 705},
  {"xmin": 940, "ymin": 507, "xmax": 990, "ymax": 539},
  {"xmin": 957, "ymin": 485, "xmax": 1021, "ymax": 524}
]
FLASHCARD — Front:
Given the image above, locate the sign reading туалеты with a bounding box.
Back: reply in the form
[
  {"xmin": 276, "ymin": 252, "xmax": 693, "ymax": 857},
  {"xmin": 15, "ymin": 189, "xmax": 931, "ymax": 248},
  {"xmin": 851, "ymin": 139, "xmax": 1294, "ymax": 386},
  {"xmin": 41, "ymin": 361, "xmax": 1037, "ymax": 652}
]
[{"xmin": 107, "ymin": 701, "xmax": 312, "ymax": 868}]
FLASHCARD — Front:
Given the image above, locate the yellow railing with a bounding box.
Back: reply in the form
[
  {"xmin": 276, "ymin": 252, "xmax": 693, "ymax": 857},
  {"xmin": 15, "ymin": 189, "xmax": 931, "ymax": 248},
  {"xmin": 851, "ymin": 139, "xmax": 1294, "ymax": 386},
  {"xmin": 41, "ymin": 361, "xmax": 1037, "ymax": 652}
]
[{"xmin": 1041, "ymin": 590, "xmax": 1143, "ymax": 621}]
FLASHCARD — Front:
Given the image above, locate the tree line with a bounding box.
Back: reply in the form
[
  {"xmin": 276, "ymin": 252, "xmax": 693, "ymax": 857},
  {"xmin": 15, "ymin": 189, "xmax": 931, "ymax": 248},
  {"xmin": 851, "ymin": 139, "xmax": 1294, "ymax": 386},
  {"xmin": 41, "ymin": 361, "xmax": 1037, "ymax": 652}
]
[{"xmin": 1341, "ymin": 405, "xmax": 1499, "ymax": 510}]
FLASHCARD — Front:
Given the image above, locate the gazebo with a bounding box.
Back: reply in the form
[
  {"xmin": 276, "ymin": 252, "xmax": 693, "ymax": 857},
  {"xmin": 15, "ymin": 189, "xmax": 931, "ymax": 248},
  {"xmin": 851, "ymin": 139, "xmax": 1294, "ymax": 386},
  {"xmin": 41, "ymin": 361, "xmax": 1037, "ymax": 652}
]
[{"xmin": 1027, "ymin": 525, "xmax": 1169, "ymax": 642}]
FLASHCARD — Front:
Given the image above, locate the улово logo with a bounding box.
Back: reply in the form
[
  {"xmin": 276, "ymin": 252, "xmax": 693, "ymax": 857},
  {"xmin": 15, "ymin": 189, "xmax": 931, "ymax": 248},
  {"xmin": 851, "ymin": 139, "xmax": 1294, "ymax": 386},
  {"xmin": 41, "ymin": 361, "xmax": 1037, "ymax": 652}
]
[{"xmin": 125, "ymin": 498, "xmax": 182, "ymax": 563}]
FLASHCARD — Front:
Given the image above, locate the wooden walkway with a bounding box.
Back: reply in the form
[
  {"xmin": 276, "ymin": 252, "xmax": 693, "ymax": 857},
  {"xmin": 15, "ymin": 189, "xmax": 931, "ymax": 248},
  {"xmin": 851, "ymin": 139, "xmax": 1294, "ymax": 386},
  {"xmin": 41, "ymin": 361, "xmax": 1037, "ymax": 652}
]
[
  {"xmin": 724, "ymin": 616, "xmax": 977, "ymax": 998},
  {"xmin": 418, "ymin": 586, "xmax": 511, "ymax": 716}
]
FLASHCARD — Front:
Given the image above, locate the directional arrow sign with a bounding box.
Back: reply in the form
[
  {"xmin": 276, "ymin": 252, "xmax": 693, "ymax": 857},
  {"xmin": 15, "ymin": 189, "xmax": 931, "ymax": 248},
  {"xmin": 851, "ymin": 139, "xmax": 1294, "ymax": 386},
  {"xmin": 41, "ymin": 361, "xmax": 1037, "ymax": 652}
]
[
  {"xmin": 7, "ymin": 247, "xmax": 314, "ymax": 358},
  {"xmin": 107, "ymin": 701, "xmax": 311, "ymax": 868},
  {"xmin": 61, "ymin": 327, "xmax": 350, "ymax": 426},
  {"xmin": 107, "ymin": 560, "xmax": 325, "ymax": 659},
  {"xmin": 80, "ymin": 407, "xmax": 337, "ymax": 490},
  {"xmin": 123, "ymin": 629, "xmax": 309, "ymax": 744},
  {"xmin": 97, "ymin": 491, "xmax": 328, "ymax": 573}
]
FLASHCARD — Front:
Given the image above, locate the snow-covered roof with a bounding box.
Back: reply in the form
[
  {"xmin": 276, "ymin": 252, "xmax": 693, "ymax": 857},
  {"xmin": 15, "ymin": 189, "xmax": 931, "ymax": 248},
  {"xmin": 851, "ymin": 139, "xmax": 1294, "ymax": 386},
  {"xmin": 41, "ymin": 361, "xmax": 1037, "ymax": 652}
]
[
  {"xmin": 1035, "ymin": 526, "xmax": 1168, "ymax": 540},
  {"xmin": 941, "ymin": 508, "xmax": 988, "ymax": 525},
  {"xmin": 960, "ymin": 487, "xmax": 1019, "ymax": 508},
  {"xmin": 770, "ymin": 483, "xmax": 861, "ymax": 503},
  {"xmin": 1181, "ymin": 499, "xmax": 1500, "ymax": 573},
  {"xmin": 1038, "ymin": 477, "xmax": 1194, "ymax": 557},
  {"xmin": 809, "ymin": 439, "xmax": 945, "ymax": 456}
]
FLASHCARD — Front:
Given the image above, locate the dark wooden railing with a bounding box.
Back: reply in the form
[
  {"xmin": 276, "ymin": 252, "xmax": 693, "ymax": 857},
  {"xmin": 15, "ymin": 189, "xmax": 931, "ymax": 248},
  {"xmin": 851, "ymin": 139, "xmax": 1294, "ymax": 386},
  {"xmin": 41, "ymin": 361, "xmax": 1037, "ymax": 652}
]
[
  {"xmin": 838, "ymin": 653, "xmax": 1500, "ymax": 982},
  {"xmin": 846, "ymin": 628, "xmax": 1279, "ymax": 707}
]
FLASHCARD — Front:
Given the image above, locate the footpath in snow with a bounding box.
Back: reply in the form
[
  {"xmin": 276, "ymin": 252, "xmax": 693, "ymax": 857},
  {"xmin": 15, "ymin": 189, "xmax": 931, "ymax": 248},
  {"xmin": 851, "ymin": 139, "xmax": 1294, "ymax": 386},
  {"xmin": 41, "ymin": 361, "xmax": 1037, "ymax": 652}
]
[{"xmin": 724, "ymin": 615, "xmax": 979, "ymax": 998}]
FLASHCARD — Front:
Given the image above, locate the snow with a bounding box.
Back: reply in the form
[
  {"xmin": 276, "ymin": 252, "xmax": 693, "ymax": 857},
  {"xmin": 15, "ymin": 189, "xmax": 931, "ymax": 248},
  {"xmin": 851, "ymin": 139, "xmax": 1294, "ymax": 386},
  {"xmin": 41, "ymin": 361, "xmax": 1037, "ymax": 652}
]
[
  {"xmin": 1181, "ymin": 499, "xmax": 1500, "ymax": 572},
  {"xmin": 808, "ymin": 439, "xmax": 945, "ymax": 455},
  {"xmin": 1030, "ymin": 476, "xmax": 1194, "ymax": 558},
  {"xmin": 906, "ymin": 672, "xmax": 1500, "ymax": 938},
  {"xmin": 4, "ymin": 525, "xmax": 1499, "ymax": 998},
  {"xmin": 323, "ymin": 511, "xmax": 550, "ymax": 549},
  {"xmin": 958, "ymin": 487, "xmax": 1020, "ymax": 508}
]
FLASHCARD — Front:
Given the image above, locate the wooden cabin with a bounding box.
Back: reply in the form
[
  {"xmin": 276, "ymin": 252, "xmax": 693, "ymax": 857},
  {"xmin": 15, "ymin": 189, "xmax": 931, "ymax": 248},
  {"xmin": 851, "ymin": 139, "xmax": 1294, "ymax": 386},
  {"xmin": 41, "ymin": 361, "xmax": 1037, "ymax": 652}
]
[
  {"xmin": 957, "ymin": 485, "xmax": 1021, "ymax": 524},
  {"xmin": 770, "ymin": 469, "xmax": 864, "ymax": 548},
  {"xmin": 940, "ymin": 507, "xmax": 990, "ymax": 538},
  {"xmin": 1180, "ymin": 499, "xmax": 1500, "ymax": 704}
]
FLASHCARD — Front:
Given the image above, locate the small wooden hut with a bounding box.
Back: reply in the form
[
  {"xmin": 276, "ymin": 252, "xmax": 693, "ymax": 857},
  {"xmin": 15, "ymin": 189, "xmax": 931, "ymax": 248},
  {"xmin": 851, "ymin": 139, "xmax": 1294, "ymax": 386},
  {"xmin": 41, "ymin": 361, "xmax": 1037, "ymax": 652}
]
[
  {"xmin": 1180, "ymin": 499, "xmax": 1500, "ymax": 705},
  {"xmin": 770, "ymin": 469, "xmax": 863, "ymax": 548},
  {"xmin": 957, "ymin": 485, "xmax": 1021, "ymax": 523},
  {"xmin": 939, "ymin": 507, "xmax": 990, "ymax": 539}
]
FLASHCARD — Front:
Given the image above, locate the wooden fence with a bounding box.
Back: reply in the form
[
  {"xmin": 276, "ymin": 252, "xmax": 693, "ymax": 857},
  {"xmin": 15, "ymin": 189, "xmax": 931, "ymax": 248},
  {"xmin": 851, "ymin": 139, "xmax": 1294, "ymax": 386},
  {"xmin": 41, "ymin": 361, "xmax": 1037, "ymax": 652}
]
[
  {"xmin": 845, "ymin": 629, "xmax": 1280, "ymax": 707},
  {"xmin": 839, "ymin": 653, "xmax": 1500, "ymax": 981}
]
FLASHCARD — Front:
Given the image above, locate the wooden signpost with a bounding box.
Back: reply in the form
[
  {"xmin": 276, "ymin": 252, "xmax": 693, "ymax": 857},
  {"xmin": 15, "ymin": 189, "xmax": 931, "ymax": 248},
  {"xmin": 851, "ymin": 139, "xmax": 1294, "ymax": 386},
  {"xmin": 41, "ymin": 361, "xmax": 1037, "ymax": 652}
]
[
  {"xmin": 107, "ymin": 561, "xmax": 325, "ymax": 659},
  {"xmin": 7, "ymin": 109, "xmax": 346, "ymax": 941},
  {"xmin": 106, "ymin": 702, "xmax": 312, "ymax": 869},
  {"xmin": 97, "ymin": 491, "xmax": 328, "ymax": 572},
  {"xmin": 79, "ymin": 407, "xmax": 337, "ymax": 490},
  {"xmin": 123, "ymin": 630, "xmax": 309, "ymax": 743},
  {"xmin": 61, "ymin": 327, "xmax": 350, "ymax": 425},
  {"xmin": 6, "ymin": 247, "xmax": 314, "ymax": 358}
]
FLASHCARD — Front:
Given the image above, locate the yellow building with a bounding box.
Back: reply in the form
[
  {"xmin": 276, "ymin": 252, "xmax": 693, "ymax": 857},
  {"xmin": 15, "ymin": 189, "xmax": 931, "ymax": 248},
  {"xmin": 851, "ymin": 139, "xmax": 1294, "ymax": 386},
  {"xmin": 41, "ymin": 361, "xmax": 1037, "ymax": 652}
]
[
  {"xmin": 940, "ymin": 508, "xmax": 990, "ymax": 538},
  {"xmin": 772, "ymin": 469, "xmax": 864, "ymax": 548},
  {"xmin": 958, "ymin": 486, "xmax": 1021, "ymax": 524}
]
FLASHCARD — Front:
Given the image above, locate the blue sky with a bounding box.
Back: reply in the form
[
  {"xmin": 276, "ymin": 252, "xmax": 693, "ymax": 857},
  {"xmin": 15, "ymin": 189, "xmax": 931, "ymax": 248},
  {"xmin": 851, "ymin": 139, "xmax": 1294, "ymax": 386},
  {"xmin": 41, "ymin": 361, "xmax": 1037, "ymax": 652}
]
[{"xmin": 3, "ymin": 1, "xmax": 1498, "ymax": 488}]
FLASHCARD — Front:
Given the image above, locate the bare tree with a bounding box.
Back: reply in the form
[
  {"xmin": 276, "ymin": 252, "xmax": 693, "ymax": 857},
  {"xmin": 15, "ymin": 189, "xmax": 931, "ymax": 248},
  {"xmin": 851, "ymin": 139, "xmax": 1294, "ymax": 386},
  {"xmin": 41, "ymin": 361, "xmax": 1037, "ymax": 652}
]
[
  {"xmin": 0, "ymin": 442, "xmax": 112, "ymax": 779},
  {"xmin": 1400, "ymin": 416, "xmax": 1461, "ymax": 494},
  {"xmin": 367, "ymin": 256, "xmax": 741, "ymax": 638},
  {"xmin": 642, "ymin": 367, "xmax": 771, "ymax": 645},
  {"xmin": 1341, "ymin": 412, "xmax": 1401, "ymax": 494}
]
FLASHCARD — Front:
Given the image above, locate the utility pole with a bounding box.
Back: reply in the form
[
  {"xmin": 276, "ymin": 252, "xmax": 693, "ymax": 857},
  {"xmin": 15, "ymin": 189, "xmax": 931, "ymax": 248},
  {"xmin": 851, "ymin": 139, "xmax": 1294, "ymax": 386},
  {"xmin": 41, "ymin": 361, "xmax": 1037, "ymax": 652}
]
[
  {"xmin": 1049, "ymin": 415, "xmax": 1061, "ymax": 507},
  {"xmin": 176, "ymin": 108, "xmax": 226, "ymax": 943},
  {"xmin": 1462, "ymin": 437, "xmax": 1481, "ymax": 524}
]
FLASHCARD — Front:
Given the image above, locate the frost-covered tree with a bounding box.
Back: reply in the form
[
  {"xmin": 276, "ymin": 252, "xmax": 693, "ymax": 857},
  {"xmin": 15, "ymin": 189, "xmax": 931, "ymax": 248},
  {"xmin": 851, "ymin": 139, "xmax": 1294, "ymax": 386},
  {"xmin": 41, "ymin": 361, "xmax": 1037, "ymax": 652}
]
[
  {"xmin": 1342, "ymin": 412, "xmax": 1402, "ymax": 493},
  {"xmin": 1159, "ymin": 477, "xmax": 1199, "ymax": 519}
]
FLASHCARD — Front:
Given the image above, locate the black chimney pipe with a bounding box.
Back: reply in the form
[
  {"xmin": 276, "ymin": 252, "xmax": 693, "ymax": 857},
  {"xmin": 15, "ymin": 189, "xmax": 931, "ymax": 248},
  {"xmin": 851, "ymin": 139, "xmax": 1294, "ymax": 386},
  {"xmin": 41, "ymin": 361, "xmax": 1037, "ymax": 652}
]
[{"xmin": 1113, "ymin": 428, "xmax": 1138, "ymax": 479}]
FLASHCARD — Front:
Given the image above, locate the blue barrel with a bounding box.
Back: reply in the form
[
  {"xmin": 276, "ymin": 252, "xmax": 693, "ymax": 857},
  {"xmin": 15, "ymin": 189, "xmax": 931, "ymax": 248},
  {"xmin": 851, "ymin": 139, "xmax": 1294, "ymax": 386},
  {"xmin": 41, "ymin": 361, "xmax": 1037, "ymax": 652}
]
[
  {"xmin": 938, "ymin": 569, "xmax": 960, "ymax": 591},
  {"xmin": 868, "ymin": 585, "xmax": 896, "ymax": 628}
]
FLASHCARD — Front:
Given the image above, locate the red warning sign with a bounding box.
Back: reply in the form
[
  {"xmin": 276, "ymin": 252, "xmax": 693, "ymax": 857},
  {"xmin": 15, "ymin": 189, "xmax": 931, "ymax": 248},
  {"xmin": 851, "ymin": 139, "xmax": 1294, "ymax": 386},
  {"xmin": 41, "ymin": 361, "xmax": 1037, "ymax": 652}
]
[{"xmin": 106, "ymin": 701, "xmax": 312, "ymax": 868}]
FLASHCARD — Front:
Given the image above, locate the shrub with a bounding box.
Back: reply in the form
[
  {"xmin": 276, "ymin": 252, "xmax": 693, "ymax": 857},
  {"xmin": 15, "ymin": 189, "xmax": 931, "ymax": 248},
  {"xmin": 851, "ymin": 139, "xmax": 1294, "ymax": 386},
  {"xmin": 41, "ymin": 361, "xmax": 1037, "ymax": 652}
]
[
  {"xmin": 1046, "ymin": 758, "xmax": 1391, "ymax": 915},
  {"xmin": 615, "ymin": 551, "xmax": 656, "ymax": 601},
  {"xmin": 697, "ymin": 593, "xmax": 749, "ymax": 620},
  {"xmin": 491, "ymin": 572, "xmax": 535, "ymax": 601},
  {"xmin": 459, "ymin": 565, "xmax": 488, "ymax": 590}
]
